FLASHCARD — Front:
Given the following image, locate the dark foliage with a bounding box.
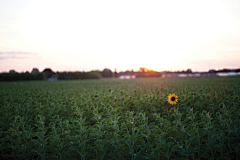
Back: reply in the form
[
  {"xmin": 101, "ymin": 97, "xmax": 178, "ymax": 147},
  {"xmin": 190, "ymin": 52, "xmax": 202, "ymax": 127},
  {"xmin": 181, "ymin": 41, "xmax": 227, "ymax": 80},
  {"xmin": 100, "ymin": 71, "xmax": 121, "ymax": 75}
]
[
  {"xmin": 57, "ymin": 71, "xmax": 101, "ymax": 80},
  {"xmin": 0, "ymin": 72, "xmax": 46, "ymax": 81}
]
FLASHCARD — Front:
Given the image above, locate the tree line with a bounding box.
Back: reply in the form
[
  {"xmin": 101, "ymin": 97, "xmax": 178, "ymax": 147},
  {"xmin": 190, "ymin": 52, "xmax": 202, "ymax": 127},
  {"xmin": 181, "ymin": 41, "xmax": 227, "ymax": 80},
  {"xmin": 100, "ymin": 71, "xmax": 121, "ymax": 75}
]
[
  {"xmin": 0, "ymin": 72, "xmax": 46, "ymax": 81},
  {"xmin": 1, "ymin": 67, "xmax": 239, "ymax": 81},
  {"xmin": 0, "ymin": 68, "xmax": 116, "ymax": 81}
]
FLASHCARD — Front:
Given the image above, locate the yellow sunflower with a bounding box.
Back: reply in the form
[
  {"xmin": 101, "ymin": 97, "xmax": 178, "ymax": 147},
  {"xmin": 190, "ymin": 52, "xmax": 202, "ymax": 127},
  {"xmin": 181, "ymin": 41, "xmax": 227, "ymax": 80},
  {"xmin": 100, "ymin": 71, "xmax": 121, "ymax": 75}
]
[{"xmin": 167, "ymin": 93, "xmax": 178, "ymax": 105}]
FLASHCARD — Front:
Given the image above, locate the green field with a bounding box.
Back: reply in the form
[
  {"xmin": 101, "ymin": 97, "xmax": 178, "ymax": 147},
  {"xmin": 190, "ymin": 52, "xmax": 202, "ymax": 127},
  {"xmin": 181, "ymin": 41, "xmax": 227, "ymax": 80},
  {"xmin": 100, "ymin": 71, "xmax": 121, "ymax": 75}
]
[{"xmin": 0, "ymin": 77, "xmax": 240, "ymax": 160}]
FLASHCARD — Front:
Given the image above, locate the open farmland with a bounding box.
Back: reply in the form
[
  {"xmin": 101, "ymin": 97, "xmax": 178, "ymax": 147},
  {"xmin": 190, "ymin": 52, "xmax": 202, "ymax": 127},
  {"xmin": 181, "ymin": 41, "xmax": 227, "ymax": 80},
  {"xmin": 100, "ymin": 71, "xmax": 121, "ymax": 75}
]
[{"xmin": 0, "ymin": 77, "xmax": 240, "ymax": 160}]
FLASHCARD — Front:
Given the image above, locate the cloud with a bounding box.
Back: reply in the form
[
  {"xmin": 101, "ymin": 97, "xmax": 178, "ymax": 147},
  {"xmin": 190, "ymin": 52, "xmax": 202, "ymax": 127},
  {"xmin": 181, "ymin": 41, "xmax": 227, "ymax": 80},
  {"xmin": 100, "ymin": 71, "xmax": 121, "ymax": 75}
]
[
  {"xmin": 0, "ymin": 51, "xmax": 37, "ymax": 60},
  {"xmin": 0, "ymin": 57, "xmax": 7, "ymax": 60}
]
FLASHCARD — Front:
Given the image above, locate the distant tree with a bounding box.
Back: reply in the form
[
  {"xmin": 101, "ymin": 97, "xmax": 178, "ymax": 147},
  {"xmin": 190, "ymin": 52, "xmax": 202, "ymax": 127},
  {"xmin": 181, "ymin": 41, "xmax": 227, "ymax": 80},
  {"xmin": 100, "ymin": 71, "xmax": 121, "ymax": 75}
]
[
  {"xmin": 139, "ymin": 67, "xmax": 146, "ymax": 72},
  {"xmin": 0, "ymin": 72, "xmax": 45, "ymax": 81},
  {"xmin": 114, "ymin": 68, "xmax": 118, "ymax": 77},
  {"xmin": 102, "ymin": 68, "xmax": 112, "ymax": 78},
  {"xmin": 186, "ymin": 69, "xmax": 192, "ymax": 73},
  {"xmin": 43, "ymin": 68, "xmax": 54, "ymax": 78},
  {"xmin": 137, "ymin": 67, "xmax": 161, "ymax": 77},
  {"xmin": 89, "ymin": 71, "xmax": 102, "ymax": 79},
  {"xmin": 208, "ymin": 69, "xmax": 216, "ymax": 73},
  {"xmin": 214, "ymin": 69, "xmax": 233, "ymax": 73},
  {"xmin": 57, "ymin": 71, "xmax": 101, "ymax": 80},
  {"xmin": 31, "ymin": 68, "xmax": 39, "ymax": 74},
  {"xmin": 9, "ymin": 69, "xmax": 16, "ymax": 73},
  {"xmin": 222, "ymin": 69, "xmax": 231, "ymax": 73}
]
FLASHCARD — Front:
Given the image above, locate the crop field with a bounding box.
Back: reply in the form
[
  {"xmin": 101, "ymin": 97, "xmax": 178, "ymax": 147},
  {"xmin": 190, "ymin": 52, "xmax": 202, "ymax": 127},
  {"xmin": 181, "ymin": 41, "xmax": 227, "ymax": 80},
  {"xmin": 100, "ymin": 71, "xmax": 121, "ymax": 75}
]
[{"xmin": 0, "ymin": 77, "xmax": 240, "ymax": 160}]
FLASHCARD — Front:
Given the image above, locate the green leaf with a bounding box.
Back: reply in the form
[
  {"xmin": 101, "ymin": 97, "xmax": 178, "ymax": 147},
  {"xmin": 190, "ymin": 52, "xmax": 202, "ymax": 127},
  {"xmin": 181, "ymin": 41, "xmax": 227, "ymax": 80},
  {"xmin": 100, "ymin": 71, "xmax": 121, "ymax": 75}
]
[
  {"xmin": 191, "ymin": 148, "xmax": 200, "ymax": 153},
  {"xmin": 68, "ymin": 146, "xmax": 75, "ymax": 151},
  {"xmin": 171, "ymin": 144, "xmax": 180, "ymax": 152},
  {"xmin": 7, "ymin": 143, "xmax": 15, "ymax": 149}
]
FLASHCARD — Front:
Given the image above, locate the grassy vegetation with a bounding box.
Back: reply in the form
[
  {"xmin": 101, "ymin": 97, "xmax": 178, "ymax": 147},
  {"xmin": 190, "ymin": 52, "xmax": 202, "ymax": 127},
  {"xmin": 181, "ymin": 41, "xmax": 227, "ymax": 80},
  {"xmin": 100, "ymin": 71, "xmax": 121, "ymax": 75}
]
[{"xmin": 0, "ymin": 77, "xmax": 240, "ymax": 159}]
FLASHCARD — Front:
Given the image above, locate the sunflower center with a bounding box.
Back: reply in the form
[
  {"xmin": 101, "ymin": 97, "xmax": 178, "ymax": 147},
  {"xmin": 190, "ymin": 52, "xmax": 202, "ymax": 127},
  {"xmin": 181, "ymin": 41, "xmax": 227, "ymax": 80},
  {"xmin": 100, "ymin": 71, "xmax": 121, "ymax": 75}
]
[{"xmin": 171, "ymin": 97, "xmax": 176, "ymax": 101}]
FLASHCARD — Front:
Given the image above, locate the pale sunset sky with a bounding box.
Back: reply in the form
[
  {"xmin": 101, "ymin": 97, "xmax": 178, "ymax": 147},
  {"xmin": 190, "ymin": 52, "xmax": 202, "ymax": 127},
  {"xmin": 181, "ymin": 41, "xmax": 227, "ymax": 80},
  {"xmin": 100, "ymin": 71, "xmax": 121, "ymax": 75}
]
[{"xmin": 0, "ymin": 0, "xmax": 240, "ymax": 73}]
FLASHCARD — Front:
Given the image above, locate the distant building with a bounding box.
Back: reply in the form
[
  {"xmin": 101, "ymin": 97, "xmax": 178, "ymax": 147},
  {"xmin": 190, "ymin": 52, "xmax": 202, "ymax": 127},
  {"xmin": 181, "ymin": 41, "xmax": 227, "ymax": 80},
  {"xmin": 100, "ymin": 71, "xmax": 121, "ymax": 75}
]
[
  {"xmin": 161, "ymin": 69, "xmax": 240, "ymax": 78},
  {"xmin": 162, "ymin": 73, "xmax": 178, "ymax": 78},
  {"xmin": 217, "ymin": 73, "xmax": 229, "ymax": 77},
  {"xmin": 194, "ymin": 73, "xmax": 201, "ymax": 77},
  {"xmin": 119, "ymin": 75, "xmax": 136, "ymax": 79},
  {"xmin": 217, "ymin": 72, "xmax": 238, "ymax": 77},
  {"xmin": 228, "ymin": 72, "xmax": 237, "ymax": 76},
  {"xmin": 178, "ymin": 74, "xmax": 187, "ymax": 77},
  {"xmin": 31, "ymin": 68, "xmax": 39, "ymax": 74},
  {"xmin": 163, "ymin": 72, "xmax": 209, "ymax": 78},
  {"xmin": 118, "ymin": 70, "xmax": 138, "ymax": 79}
]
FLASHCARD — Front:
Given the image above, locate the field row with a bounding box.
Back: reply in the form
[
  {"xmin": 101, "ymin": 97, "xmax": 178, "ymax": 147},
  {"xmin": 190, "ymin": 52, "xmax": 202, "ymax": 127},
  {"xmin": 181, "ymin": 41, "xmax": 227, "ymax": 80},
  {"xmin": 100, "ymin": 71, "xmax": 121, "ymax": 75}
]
[{"xmin": 0, "ymin": 77, "xmax": 240, "ymax": 159}]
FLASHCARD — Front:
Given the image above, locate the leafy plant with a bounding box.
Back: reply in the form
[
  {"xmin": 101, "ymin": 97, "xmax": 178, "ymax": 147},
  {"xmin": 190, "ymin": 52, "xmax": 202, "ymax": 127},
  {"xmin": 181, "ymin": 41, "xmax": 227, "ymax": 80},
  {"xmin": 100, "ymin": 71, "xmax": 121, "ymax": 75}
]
[{"xmin": 0, "ymin": 77, "xmax": 240, "ymax": 159}]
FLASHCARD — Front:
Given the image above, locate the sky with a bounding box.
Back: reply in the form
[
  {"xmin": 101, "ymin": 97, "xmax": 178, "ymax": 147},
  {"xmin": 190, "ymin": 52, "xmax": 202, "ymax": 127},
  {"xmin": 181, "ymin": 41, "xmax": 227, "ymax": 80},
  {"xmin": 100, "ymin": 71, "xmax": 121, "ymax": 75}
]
[{"xmin": 0, "ymin": 0, "xmax": 240, "ymax": 73}]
